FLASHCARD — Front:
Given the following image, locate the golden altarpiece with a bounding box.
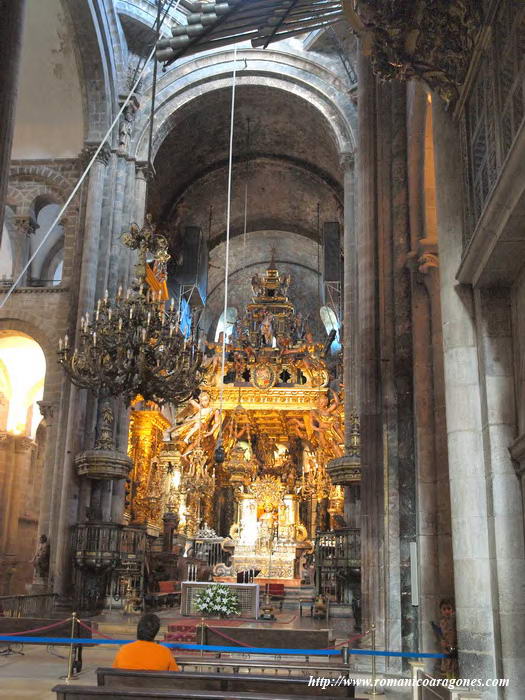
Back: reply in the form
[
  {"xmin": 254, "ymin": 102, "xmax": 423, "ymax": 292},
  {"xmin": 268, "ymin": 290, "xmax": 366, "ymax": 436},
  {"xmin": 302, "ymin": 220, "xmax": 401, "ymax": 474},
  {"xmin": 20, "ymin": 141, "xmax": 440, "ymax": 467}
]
[{"xmin": 126, "ymin": 260, "xmax": 348, "ymax": 582}]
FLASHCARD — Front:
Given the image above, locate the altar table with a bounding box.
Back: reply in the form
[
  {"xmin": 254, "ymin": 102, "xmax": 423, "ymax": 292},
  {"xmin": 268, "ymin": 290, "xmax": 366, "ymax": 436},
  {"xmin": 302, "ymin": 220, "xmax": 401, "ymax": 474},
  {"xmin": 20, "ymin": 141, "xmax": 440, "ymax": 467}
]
[{"xmin": 180, "ymin": 581, "xmax": 260, "ymax": 618}]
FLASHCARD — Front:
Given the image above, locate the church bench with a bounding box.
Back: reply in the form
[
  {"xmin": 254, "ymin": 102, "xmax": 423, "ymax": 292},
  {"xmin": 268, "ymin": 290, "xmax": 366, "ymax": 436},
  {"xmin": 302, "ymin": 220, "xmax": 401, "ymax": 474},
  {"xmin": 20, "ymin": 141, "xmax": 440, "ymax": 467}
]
[
  {"xmin": 175, "ymin": 656, "xmax": 348, "ymax": 676},
  {"xmin": 96, "ymin": 668, "xmax": 355, "ymax": 697},
  {"xmin": 0, "ymin": 617, "xmax": 93, "ymax": 672},
  {"xmin": 53, "ymin": 686, "xmax": 347, "ymax": 700},
  {"xmin": 203, "ymin": 625, "xmax": 332, "ymax": 651}
]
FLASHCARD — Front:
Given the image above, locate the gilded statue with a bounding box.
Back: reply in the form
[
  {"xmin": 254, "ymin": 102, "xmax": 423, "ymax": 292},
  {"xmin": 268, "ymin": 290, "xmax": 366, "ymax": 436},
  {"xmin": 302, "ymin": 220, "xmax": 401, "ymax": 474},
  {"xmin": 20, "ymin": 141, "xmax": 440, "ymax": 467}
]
[
  {"xmin": 311, "ymin": 390, "xmax": 344, "ymax": 458},
  {"xmin": 173, "ymin": 391, "xmax": 221, "ymax": 456}
]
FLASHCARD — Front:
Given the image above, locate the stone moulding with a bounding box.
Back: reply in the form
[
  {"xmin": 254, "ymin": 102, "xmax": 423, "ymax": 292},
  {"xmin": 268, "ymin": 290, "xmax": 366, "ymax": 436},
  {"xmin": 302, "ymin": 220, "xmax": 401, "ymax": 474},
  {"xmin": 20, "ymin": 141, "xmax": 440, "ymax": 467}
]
[{"xmin": 74, "ymin": 448, "xmax": 133, "ymax": 480}]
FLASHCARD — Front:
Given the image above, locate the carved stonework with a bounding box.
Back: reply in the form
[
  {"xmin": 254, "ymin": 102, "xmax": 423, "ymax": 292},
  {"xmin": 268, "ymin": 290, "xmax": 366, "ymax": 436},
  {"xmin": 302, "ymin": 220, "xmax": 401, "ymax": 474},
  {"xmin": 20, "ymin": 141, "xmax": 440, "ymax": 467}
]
[
  {"xmin": 118, "ymin": 94, "xmax": 140, "ymax": 154},
  {"xmin": 407, "ymin": 238, "xmax": 439, "ymax": 277},
  {"xmin": 339, "ymin": 151, "xmax": 356, "ymax": 172},
  {"xmin": 37, "ymin": 400, "xmax": 55, "ymax": 425},
  {"xmin": 14, "ymin": 215, "xmax": 37, "ymax": 237},
  {"xmin": 345, "ymin": 0, "xmax": 483, "ymax": 104},
  {"xmin": 81, "ymin": 142, "xmax": 111, "ymax": 169}
]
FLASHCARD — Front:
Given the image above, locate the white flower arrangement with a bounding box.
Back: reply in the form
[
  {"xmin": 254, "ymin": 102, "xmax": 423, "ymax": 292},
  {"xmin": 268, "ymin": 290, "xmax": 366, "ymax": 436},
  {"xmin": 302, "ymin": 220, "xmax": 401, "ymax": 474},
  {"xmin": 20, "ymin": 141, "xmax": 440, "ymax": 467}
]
[{"xmin": 194, "ymin": 584, "xmax": 241, "ymax": 617}]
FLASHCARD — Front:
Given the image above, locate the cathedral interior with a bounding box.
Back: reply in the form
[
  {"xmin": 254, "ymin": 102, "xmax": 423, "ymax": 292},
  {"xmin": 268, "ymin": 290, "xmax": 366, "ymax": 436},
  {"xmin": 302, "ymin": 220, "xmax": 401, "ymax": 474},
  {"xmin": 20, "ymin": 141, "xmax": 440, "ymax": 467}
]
[{"xmin": 0, "ymin": 0, "xmax": 524, "ymax": 698}]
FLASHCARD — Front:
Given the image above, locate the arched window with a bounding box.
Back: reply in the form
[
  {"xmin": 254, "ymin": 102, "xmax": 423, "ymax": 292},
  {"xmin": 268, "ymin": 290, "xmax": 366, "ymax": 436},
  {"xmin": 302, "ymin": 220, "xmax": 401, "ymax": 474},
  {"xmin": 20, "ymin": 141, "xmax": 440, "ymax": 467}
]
[
  {"xmin": 31, "ymin": 203, "xmax": 64, "ymax": 285},
  {"xmin": 215, "ymin": 307, "xmax": 238, "ymax": 342},
  {"xmin": 51, "ymin": 257, "xmax": 63, "ymax": 286},
  {"xmin": 320, "ymin": 306, "xmax": 341, "ymax": 354}
]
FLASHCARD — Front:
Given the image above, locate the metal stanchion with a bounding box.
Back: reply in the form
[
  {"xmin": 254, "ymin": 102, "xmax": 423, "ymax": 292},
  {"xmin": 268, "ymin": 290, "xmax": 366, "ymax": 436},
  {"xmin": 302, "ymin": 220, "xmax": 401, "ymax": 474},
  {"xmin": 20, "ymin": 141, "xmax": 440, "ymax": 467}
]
[
  {"xmin": 200, "ymin": 617, "xmax": 205, "ymax": 657},
  {"xmin": 368, "ymin": 623, "xmax": 384, "ymax": 696},
  {"xmin": 66, "ymin": 612, "xmax": 77, "ymax": 682},
  {"xmin": 409, "ymin": 660, "xmax": 425, "ymax": 700}
]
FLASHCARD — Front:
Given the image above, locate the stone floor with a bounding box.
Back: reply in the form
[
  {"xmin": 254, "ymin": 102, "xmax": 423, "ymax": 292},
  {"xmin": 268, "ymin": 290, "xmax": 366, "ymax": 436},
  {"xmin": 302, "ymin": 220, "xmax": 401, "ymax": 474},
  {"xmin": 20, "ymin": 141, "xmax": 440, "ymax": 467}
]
[{"xmin": 0, "ymin": 610, "xmax": 412, "ymax": 699}]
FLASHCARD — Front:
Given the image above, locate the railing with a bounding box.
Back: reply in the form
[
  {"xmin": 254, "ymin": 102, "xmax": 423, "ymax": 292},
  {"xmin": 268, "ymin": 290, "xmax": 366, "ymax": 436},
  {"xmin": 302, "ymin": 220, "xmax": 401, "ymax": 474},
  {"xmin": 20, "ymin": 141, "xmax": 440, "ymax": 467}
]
[
  {"xmin": 315, "ymin": 528, "xmax": 360, "ymax": 569},
  {"xmin": 192, "ymin": 538, "xmax": 229, "ymax": 568},
  {"xmin": 0, "ymin": 593, "xmax": 59, "ymax": 618},
  {"xmin": 459, "ymin": 0, "xmax": 525, "ymax": 247},
  {"xmin": 315, "ymin": 528, "xmax": 361, "ymax": 604}
]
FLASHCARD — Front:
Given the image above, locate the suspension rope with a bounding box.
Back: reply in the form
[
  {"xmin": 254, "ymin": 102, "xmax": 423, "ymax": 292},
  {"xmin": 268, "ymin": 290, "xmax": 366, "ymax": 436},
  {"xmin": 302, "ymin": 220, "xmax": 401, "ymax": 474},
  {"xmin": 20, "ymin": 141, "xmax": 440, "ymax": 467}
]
[
  {"xmin": 218, "ymin": 45, "xmax": 238, "ymax": 423},
  {"xmin": 0, "ymin": 0, "xmax": 181, "ymax": 310}
]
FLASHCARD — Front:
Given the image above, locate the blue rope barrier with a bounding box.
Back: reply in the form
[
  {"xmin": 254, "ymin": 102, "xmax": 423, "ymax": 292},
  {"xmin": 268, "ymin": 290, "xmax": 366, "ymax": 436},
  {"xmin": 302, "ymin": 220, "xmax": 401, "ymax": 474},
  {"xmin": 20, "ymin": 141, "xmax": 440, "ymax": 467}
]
[{"xmin": 0, "ymin": 635, "xmax": 447, "ymax": 658}]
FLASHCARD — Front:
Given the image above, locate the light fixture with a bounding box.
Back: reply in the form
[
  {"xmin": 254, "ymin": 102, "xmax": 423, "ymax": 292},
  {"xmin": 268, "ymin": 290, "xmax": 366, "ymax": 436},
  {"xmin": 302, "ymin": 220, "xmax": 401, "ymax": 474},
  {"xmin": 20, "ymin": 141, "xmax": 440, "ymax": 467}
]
[{"xmin": 58, "ymin": 216, "xmax": 203, "ymax": 406}]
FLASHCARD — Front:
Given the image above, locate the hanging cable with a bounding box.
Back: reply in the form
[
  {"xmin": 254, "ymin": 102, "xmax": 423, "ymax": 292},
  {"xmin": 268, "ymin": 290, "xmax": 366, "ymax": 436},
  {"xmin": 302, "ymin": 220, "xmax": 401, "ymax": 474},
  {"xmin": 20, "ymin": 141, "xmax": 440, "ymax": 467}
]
[
  {"xmin": 216, "ymin": 45, "xmax": 238, "ymax": 455},
  {"xmin": 0, "ymin": 0, "xmax": 180, "ymax": 310}
]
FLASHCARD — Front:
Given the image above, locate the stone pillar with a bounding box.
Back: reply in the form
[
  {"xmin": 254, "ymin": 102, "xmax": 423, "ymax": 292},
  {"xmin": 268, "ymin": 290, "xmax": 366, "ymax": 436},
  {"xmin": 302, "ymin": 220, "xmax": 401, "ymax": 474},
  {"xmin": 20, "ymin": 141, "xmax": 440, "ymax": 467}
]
[
  {"xmin": 78, "ymin": 143, "xmax": 111, "ymax": 312},
  {"xmin": 340, "ymin": 151, "xmax": 358, "ymax": 415},
  {"xmin": 432, "ymin": 99, "xmax": 499, "ymax": 687},
  {"xmin": 52, "ymin": 144, "xmax": 110, "ymax": 595},
  {"xmin": 328, "ymin": 153, "xmax": 360, "ymax": 526},
  {"xmin": 0, "ymin": 0, "xmax": 27, "ymax": 236},
  {"xmin": 0, "ymin": 435, "xmax": 16, "ymax": 552},
  {"xmin": 13, "ymin": 215, "xmax": 37, "ymax": 285},
  {"xmin": 356, "ymin": 49, "xmax": 385, "ymax": 643},
  {"xmin": 474, "ymin": 287, "xmax": 525, "ymax": 694}
]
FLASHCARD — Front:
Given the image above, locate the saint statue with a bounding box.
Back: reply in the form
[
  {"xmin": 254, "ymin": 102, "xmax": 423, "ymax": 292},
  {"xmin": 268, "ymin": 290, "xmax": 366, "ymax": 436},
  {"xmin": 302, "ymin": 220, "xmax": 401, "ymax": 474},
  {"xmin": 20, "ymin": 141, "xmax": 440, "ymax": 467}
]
[
  {"xmin": 311, "ymin": 391, "xmax": 344, "ymax": 458},
  {"xmin": 173, "ymin": 391, "xmax": 221, "ymax": 456},
  {"xmin": 32, "ymin": 534, "xmax": 50, "ymax": 579},
  {"xmin": 260, "ymin": 312, "xmax": 274, "ymax": 347}
]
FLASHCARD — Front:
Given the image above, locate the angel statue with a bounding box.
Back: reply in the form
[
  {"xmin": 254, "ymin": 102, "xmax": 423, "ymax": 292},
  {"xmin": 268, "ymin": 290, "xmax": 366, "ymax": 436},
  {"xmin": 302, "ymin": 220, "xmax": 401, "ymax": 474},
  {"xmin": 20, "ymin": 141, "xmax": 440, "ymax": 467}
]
[
  {"xmin": 278, "ymin": 272, "xmax": 292, "ymax": 297},
  {"xmin": 172, "ymin": 391, "xmax": 221, "ymax": 457},
  {"xmin": 310, "ymin": 390, "xmax": 344, "ymax": 459},
  {"xmin": 251, "ymin": 273, "xmax": 263, "ymax": 297}
]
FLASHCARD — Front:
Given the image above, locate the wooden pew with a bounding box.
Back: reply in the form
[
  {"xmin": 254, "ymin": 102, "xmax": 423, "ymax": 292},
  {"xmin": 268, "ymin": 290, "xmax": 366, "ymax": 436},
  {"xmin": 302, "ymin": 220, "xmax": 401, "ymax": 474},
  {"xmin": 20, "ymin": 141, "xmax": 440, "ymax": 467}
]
[
  {"xmin": 203, "ymin": 625, "xmax": 332, "ymax": 651},
  {"xmin": 0, "ymin": 616, "xmax": 93, "ymax": 672},
  {"xmin": 53, "ymin": 686, "xmax": 347, "ymax": 700},
  {"xmin": 96, "ymin": 668, "xmax": 355, "ymax": 697}
]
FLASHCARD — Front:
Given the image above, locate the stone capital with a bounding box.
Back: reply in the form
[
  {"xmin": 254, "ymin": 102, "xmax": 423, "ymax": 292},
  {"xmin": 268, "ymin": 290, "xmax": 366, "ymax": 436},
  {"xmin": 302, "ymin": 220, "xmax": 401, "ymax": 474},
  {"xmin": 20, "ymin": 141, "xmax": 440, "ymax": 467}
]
[
  {"xmin": 81, "ymin": 142, "xmax": 111, "ymax": 168},
  {"xmin": 339, "ymin": 151, "xmax": 356, "ymax": 172},
  {"xmin": 136, "ymin": 161, "xmax": 154, "ymax": 182},
  {"xmin": 14, "ymin": 215, "xmax": 38, "ymax": 236}
]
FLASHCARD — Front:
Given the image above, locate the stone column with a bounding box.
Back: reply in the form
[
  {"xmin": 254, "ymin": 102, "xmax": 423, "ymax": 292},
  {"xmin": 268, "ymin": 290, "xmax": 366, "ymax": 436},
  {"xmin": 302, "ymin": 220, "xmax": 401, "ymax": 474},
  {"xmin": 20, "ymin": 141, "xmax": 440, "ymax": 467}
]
[
  {"xmin": 6, "ymin": 436, "xmax": 33, "ymax": 553},
  {"xmin": 327, "ymin": 153, "xmax": 360, "ymax": 522},
  {"xmin": 13, "ymin": 215, "xmax": 37, "ymax": 285},
  {"xmin": 0, "ymin": 0, "xmax": 27, "ymax": 236},
  {"xmin": 52, "ymin": 144, "xmax": 110, "ymax": 595},
  {"xmin": 356, "ymin": 49, "xmax": 385, "ymax": 643},
  {"xmin": 432, "ymin": 99, "xmax": 499, "ymax": 686},
  {"xmin": 474, "ymin": 287, "xmax": 525, "ymax": 694},
  {"xmin": 340, "ymin": 151, "xmax": 358, "ymax": 414}
]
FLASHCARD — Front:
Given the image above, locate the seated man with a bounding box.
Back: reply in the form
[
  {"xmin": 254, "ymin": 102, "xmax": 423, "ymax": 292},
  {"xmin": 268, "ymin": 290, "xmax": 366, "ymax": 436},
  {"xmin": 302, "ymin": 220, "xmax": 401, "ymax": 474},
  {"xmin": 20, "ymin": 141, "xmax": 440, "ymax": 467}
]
[{"xmin": 113, "ymin": 613, "xmax": 179, "ymax": 671}]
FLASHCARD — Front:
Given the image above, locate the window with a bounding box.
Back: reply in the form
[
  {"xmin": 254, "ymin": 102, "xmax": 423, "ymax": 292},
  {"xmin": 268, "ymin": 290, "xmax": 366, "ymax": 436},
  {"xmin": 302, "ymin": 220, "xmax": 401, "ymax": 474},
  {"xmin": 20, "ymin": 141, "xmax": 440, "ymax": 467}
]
[
  {"xmin": 320, "ymin": 306, "xmax": 341, "ymax": 354},
  {"xmin": 215, "ymin": 307, "xmax": 238, "ymax": 342}
]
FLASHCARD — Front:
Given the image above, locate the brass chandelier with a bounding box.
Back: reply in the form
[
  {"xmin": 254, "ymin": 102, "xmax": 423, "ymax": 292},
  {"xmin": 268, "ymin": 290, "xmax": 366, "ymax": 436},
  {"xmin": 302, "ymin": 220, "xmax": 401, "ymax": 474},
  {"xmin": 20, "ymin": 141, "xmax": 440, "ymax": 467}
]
[{"xmin": 58, "ymin": 216, "xmax": 203, "ymax": 406}]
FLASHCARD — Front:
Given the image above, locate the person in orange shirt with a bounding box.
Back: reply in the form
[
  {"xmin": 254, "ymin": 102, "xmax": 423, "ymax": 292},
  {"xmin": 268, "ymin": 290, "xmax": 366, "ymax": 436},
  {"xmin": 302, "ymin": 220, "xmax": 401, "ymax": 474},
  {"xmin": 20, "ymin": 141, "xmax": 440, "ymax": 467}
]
[{"xmin": 113, "ymin": 613, "xmax": 180, "ymax": 671}]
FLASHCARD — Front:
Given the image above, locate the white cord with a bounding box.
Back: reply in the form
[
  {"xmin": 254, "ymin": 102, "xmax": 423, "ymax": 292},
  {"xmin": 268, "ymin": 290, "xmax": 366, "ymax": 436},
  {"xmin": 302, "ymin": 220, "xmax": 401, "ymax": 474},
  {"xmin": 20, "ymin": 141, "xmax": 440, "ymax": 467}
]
[
  {"xmin": 218, "ymin": 45, "xmax": 238, "ymax": 414},
  {"xmin": 0, "ymin": 0, "xmax": 181, "ymax": 309}
]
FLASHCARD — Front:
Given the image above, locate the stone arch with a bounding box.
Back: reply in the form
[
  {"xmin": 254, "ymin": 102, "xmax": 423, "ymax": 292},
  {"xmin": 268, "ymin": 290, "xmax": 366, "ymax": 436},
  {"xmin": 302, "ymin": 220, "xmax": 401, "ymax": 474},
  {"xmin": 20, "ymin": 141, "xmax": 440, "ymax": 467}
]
[
  {"xmin": 0, "ymin": 319, "xmax": 55, "ymax": 378},
  {"xmin": 132, "ymin": 46, "xmax": 356, "ymax": 161}
]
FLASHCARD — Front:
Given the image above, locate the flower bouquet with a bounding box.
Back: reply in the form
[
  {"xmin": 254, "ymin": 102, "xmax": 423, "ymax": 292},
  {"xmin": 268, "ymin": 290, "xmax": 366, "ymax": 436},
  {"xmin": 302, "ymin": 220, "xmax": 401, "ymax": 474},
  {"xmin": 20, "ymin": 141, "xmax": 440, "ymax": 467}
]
[{"xmin": 194, "ymin": 584, "xmax": 241, "ymax": 618}]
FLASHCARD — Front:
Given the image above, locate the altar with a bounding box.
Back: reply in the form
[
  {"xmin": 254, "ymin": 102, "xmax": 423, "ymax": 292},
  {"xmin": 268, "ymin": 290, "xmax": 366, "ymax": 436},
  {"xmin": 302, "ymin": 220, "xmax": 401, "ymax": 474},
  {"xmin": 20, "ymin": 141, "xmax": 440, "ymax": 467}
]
[{"xmin": 181, "ymin": 581, "xmax": 260, "ymax": 618}]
